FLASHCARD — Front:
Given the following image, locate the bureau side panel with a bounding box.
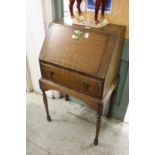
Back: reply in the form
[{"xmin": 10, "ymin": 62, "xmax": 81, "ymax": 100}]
[{"xmin": 103, "ymin": 28, "xmax": 125, "ymax": 97}]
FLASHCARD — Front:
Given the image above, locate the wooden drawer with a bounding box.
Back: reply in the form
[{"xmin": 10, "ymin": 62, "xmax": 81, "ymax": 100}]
[{"xmin": 40, "ymin": 63, "xmax": 103, "ymax": 98}]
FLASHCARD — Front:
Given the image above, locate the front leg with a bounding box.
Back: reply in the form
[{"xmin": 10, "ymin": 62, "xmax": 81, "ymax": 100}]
[
  {"xmin": 42, "ymin": 90, "xmax": 52, "ymax": 122},
  {"xmin": 94, "ymin": 103, "xmax": 103, "ymax": 145}
]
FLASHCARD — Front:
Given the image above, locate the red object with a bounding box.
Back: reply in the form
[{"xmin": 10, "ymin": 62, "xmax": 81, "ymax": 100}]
[
  {"xmin": 69, "ymin": 0, "xmax": 82, "ymax": 17},
  {"xmin": 69, "ymin": 0, "xmax": 107, "ymax": 24},
  {"xmin": 95, "ymin": 0, "xmax": 106, "ymax": 24}
]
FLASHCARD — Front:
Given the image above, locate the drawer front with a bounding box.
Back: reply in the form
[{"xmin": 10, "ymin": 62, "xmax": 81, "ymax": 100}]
[{"xmin": 40, "ymin": 63, "xmax": 103, "ymax": 98}]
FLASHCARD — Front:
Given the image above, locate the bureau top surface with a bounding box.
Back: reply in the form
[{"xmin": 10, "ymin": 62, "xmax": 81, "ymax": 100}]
[{"xmin": 40, "ymin": 23, "xmax": 125, "ymax": 79}]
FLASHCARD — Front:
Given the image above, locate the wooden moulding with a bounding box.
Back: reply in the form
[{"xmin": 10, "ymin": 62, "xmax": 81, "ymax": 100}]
[
  {"xmin": 39, "ymin": 78, "xmax": 118, "ymax": 111},
  {"xmin": 39, "ymin": 78, "xmax": 100, "ymax": 110}
]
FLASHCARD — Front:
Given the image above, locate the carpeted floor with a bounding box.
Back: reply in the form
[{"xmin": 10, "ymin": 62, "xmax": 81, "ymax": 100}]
[{"xmin": 26, "ymin": 92, "xmax": 128, "ymax": 155}]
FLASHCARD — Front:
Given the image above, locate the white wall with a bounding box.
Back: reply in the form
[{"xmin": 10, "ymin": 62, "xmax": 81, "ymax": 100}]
[
  {"xmin": 26, "ymin": 0, "xmax": 46, "ymax": 93},
  {"xmin": 27, "ymin": 0, "xmax": 61, "ymax": 98}
]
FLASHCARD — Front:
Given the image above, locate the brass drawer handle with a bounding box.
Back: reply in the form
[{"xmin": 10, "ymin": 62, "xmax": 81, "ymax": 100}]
[
  {"xmin": 48, "ymin": 71, "xmax": 54, "ymax": 78},
  {"xmin": 82, "ymin": 82, "xmax": 90, "ymax": 90}
]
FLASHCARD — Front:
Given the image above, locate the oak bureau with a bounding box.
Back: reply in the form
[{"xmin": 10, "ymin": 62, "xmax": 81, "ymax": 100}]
[{"xmin": 39, "ymin": 22, "xmax": 125, "ymax": 145}]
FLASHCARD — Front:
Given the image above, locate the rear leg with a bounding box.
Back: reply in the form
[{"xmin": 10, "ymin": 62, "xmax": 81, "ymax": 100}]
[
  {"xmin": 101, "ymin": 0, "xmax": 106, "ymax": 20},
  {"xmin": 77, "ymin": 0, "xmax": 82, "ymax": 16},
  {"xmin": 64, "ymin": 94, "xmax": 69, "ymax": 101},
  {"xmin": 94, "ymin": 0, "xmax": 102, "ymax": 24},
  {"xmin": 69, "ymin": 0, "xmax": 76, "ymax": 18},
  {"xmin": 77, "ymin": 0, "xmax": 84, "ymax": 21}
]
